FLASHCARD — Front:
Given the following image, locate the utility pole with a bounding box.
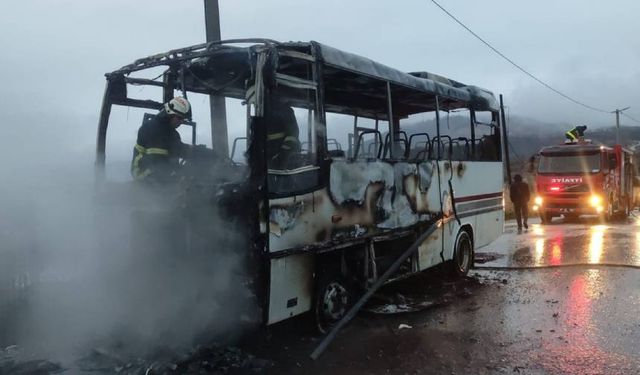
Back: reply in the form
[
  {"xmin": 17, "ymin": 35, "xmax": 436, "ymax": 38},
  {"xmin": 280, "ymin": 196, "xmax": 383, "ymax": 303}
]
[
  {"xmin": 203, "ymin": 0, "xmax": 228, "ymax": 156},
  {"xmin": 613, "ymin": 106, "xmax": 630, "ymax": 145}
]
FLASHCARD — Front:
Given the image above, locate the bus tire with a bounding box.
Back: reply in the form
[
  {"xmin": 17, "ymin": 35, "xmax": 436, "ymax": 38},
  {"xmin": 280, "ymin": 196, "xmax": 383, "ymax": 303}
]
[
  {"xmin": 314, "ymin": 272, "xmax": 352, "ymax": 334},
  {"xmin": 450, "ymin": 230, "xmax": 473, "ymax": 277}
]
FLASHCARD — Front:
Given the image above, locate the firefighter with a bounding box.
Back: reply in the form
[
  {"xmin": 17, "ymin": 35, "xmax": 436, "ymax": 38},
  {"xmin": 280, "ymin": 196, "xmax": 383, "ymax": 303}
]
[
  {"xmin": 510, "ymin": 174, "xmax": 531, "ymax": 233},
  {"xmin": 130, "ymin": 97, "xmax": 198, "ymax": 183},
  {"xmin": 565, "ymin": 125, "xmax": 587, "ymax": 142},
  {"xmin": 266, "ymin": 98, "xmax": 300, "ymax": 169}
]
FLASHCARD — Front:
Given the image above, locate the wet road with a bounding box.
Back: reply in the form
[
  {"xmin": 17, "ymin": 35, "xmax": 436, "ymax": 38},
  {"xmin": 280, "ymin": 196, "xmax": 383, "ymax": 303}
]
[
  {"xmin": 261, "ymin": 214, "xmax": 640, "ymax": 374},
  {"xmin": 477, "ymin": 214, "xmax": 640, "ymax": 268}
]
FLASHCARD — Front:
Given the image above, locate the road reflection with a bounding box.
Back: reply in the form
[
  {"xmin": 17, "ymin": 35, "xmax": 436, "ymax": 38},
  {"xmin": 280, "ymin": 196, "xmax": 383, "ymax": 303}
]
[
  {"xmin": 550, "ymin": 236, "xmax": 562, "ymax": 266},
  {"xmin": 534, "ymin": 238, "xmax": 544, "ymax": 265},
  {"xmin": 499, "ymin": 218, "xmax": 640, "ymax": 267},
  {"xmin": 588, "ymin": 225, "xmax": 605, "ymax": 264}
]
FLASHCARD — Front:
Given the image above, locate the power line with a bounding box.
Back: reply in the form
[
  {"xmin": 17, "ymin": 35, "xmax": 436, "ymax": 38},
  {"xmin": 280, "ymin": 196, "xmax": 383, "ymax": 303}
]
[
  {"xmin": 430, "ymin": 0, "xmax": 611, "ymax": 114},
  {"xmin": 622, "ymin": 112, "xmax": 640, "ymax": 124}
]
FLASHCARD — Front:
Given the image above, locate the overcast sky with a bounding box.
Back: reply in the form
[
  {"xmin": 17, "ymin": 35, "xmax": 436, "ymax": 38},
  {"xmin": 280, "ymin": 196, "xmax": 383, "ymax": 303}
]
[{"xmin": 1, "ymin": 0, "xmax": 640, "ymax": 171}]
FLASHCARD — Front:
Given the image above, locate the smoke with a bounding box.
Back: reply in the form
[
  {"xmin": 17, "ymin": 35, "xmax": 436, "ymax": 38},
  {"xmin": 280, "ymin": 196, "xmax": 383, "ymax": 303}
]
[{"xmin": 0, "ymin": 114, "xmax": 258, "ymax": 366}]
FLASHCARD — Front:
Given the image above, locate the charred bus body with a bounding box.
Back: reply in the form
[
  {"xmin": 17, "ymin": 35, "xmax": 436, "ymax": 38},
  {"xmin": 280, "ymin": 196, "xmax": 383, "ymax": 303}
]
[{"xmin": 96, "ymin": 40, "xmax": 505, "ymax": 330}]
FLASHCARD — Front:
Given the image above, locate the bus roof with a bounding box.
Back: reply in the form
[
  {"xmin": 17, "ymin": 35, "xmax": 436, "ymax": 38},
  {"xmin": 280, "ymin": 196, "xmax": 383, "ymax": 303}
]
[
  {"xmin": 106, "ymin": 39, "xmax": 499, "ymax": 114},
  {"xmin": 314, "ymin": 42, "xmax": 498, "ymax": 111}
]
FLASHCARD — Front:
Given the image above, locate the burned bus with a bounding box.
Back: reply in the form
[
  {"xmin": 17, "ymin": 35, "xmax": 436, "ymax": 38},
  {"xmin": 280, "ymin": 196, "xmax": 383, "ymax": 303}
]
[{"xmin": 95, "ymin": 39, "xmax": 505, "ymax": 331}]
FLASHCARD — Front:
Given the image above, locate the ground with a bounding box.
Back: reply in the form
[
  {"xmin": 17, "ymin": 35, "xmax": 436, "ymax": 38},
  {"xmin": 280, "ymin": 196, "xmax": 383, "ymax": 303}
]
[
  {"xmin": 252, "ymin": 214, "xmax": 640, "ymax": 375},
  {"xmin": 3, "ymin": 214, "xmax": 640, "ymax": 374}
]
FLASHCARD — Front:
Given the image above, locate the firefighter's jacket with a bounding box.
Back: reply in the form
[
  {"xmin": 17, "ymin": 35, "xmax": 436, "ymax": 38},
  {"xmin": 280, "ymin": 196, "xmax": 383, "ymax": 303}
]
[
  {"xmin": 509, "ymin": 181, "xmax": 531, "ymax": 206},
  {"xmin": 266, "ymin": 103, "xmax": 300, "ymax": 168},
  {"xmin": 565, "ymin": 126, "xmax": 586, "ymax": 141},
  {"xmin": 130, "ymin": 114, "xmax": 189, "ymax": 182}
]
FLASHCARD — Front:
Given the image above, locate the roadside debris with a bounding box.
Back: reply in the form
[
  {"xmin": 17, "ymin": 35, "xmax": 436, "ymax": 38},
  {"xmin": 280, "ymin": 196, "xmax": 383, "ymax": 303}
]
[
  {"xmin": 398, "ymin": 324, "xmax": 413, "ymax": 330},
  {"xmin": 2, "ymin": 344, "xmax": 273, "ymax": 375}
]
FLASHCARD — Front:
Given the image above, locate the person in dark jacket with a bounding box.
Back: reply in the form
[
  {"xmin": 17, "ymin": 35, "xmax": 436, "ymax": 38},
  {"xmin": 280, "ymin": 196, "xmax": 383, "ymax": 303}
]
[
  {"xmin": 510, "ymin": 174, "xmax": 531, "ymax": 232},
  {"xmin": 265, "ymin": 98, "xmax": 300, "ymax": 169},
  {"xmin": 131, "ymin": 97, "xmax": 194, "ymax": 183}
]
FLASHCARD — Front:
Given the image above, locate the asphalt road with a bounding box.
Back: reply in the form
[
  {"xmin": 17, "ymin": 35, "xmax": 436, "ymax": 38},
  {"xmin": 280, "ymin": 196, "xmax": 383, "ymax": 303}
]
[{"xmin": 259, "ymin": 215, "xmax": 640, "ymax": 374}]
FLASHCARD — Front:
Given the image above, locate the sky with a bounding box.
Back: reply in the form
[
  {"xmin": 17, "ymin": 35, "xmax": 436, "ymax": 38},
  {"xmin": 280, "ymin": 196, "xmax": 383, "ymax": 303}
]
[{"xmin": 1, "ymin": 0, "xmax": 640, "ymax": 172}]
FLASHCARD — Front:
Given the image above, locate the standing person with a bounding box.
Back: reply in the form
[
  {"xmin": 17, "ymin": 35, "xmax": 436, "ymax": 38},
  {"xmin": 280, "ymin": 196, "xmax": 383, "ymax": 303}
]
[
  {"xmin": 510, "ymin": 174, "xmax": 531, "ymax": 233},
  {"xmin": 131, "ymin": 97, "xmax": 195, "ymax": 183}
]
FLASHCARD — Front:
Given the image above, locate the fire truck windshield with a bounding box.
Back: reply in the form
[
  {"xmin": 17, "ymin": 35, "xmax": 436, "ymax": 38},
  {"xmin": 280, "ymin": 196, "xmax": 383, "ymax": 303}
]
[{"xmin": 537, "ymin": 153, "xmax": 601, "ymax": 174}]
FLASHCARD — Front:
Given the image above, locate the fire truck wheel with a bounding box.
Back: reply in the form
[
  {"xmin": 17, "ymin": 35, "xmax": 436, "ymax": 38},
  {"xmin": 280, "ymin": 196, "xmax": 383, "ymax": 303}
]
[
  {"xmin": 617, "ymin": 200, "xmax": 630, "ymax": 220},
  {"xmin": 604, "ymin": 200, "xmax": 614, "ymax": 222},
  {"xmin": 314, "ymin": 273, "xmax": 353, "ymax": 334},
  {"xmin": 623, "ymin": 202, "xmax": 630, "ymax": 218},
  {"xmin": 451, "ymin": 230, "xmax": 473, "ymax": 277},
  {"xmin": 540, "ymin": 212, "xmax": 552, "ymax": 224}
]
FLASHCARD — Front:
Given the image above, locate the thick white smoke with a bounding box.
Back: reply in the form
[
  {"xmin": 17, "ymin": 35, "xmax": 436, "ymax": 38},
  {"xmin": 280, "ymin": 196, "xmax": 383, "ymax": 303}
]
[{"xmin": 0, "ymin": 112, "xmax": 258, "ymax": 366}]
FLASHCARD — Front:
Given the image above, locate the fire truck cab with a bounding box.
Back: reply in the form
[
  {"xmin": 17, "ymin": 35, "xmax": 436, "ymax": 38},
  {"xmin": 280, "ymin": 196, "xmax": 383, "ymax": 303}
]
[{"xmin": 533, "ymin": 141, "xmax": 634, "ymax": 223}]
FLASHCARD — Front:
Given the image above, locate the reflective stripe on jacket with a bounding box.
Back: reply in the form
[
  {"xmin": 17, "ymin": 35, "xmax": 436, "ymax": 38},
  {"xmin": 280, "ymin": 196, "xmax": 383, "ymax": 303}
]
[
  {"xmin": 131, "ymin": 143, "xmax": 170, "ymax": 180},
  {"xmin": 130, "ymin": 113, "xmax": 186, "ymax": 182}
]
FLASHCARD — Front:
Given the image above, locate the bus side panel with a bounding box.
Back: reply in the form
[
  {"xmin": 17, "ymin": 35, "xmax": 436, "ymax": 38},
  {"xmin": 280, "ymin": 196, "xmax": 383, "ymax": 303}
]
[
  {"xmin": 450, "ymin": 161, "xmax": 504, "ymax": 248},
  {"xmin": 417, "ymin": 219, "xmax": 465, "ymax": 270},
  {"xmin": 268, "ymin": 189, "xmax": 332, "ymax": 253},
  {"xmin": 267, "ymin": 253, "xmax": 314, "ymax": 325},
  {"xmin": 474, "ymin": 209, "xmax": 504, "ymax": 248},
  {"xmin": 418, "ymin": 228, "xmax": 443, "ymax": 271},
  {"xmin": 418, "ymin": 161, "xmax": 503, "ymax": 269},
  {"xmin": 268, "ymin": 160, "xmax": 442, "ymax": 253}
]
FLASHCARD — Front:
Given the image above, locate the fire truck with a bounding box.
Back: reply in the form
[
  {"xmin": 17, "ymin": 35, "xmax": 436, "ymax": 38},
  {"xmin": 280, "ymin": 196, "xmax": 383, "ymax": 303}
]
[{"xmin": 533, "ymin": 141, "xmax": 634, "ymax": 223}]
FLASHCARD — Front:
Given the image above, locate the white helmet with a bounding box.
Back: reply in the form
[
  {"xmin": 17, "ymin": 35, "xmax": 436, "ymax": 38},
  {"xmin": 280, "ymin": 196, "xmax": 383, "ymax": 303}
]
[{"xmin": 164, "ymin": 97, "xmax": 191, "ymax": 117}]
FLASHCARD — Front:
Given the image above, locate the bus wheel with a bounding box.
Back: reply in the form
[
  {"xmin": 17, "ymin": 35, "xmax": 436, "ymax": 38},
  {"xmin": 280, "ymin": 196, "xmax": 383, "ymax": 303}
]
[
  {"xmin": 314, "ymin": 273, "xmax": 352, "ymax": 334},
  {"xmin": 450, "ymin": 230, "xmax": 473, "ymax": 277}
]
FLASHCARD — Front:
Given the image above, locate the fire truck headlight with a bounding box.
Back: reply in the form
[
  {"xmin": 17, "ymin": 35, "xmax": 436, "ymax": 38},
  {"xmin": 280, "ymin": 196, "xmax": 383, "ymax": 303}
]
[
  {"xmin": 534, "ymin": 196, "xmax": 543, "ymax": 205},
  {"xmin": 590, "ymin": 195, "xmax": 602, "ymax": 207}
]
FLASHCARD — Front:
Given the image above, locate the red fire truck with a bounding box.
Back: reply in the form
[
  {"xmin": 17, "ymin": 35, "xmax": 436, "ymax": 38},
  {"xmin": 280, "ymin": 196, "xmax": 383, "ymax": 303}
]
[{"xmin": 533, "ymin": 142, "xmax": 634, "ymax": 223}]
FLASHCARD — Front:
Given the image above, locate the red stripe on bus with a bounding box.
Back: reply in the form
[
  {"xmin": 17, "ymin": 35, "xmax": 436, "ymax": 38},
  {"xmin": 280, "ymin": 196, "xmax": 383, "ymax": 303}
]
[{"xmin": 455, "ymin": 192, "xmax": 502, "ymax": 203}]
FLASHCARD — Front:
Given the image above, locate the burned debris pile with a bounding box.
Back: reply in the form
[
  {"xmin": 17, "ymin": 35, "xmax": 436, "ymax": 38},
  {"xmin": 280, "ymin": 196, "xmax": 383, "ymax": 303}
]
[
  {"xmin": 74, "ymin": 345, "xmax": 273, "ymax": 374},
  {"xmin": 0, "ymin": 345, "xmax": 62, "ymax": 375}
]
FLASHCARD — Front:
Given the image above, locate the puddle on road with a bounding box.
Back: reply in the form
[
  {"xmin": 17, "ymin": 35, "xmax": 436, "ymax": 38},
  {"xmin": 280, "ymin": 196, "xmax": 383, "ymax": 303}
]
[
  {"xmin": 478, "ymin": 220, "xmax": 640, "ymax": 268},
  {"xmin": 474, "ymin": 252, "xmax": 505, "ymax": 264}
]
